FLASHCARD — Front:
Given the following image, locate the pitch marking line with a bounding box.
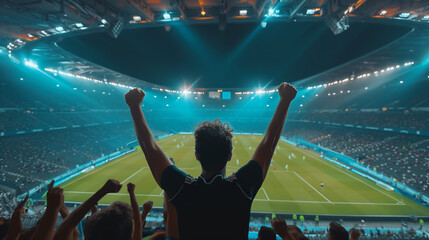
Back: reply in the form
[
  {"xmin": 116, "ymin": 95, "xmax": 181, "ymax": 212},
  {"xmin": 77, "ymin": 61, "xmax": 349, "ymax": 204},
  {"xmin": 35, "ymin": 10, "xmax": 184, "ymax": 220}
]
[
  {"xmin": 120, "ymin": 167, "xmax": 147, "ymax": 184},
  {"xmin": 253, "ymin": 198, "xmax": 405, "ymax": 206},
  {"xmin": 261, "ymin": 188, "xmax": 270, "ymax": 200},
  {"xmin": 62, "ymin": 151, "xmax": 139, "ymax": 188},
  {"xmin": 293, "ymin": 171, "xmax": 332, "ymax": 203},
  {"xmin": 292, "ymin": 146, "xmax": 402, "ymax": 203}
]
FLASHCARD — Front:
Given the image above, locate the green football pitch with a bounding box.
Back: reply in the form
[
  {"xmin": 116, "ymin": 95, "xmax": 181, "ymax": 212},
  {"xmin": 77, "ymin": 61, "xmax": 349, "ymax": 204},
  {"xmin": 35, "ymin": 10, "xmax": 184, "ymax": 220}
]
[{"xmin": 60, "ymin": 134, "xmax": 429, "ymax": 216}]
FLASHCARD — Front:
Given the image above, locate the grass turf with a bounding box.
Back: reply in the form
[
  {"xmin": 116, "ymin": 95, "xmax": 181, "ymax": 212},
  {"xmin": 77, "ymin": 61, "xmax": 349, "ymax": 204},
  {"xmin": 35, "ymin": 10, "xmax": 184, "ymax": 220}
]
[{"xmin": 60, "ymin": 134, "xmax": 429, "ymax": 216}]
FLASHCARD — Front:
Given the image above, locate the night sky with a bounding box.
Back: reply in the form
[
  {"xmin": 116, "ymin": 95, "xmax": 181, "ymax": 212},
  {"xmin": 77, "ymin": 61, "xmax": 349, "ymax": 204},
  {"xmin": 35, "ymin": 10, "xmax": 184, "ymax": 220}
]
[{"xmin": 60, "ymin": 22, "xmax": 410, "ymax": 88}]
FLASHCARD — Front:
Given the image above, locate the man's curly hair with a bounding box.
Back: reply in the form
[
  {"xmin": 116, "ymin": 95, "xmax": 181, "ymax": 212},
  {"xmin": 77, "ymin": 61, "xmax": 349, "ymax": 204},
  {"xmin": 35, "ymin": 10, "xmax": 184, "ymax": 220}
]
[{"xmin": 194, "ymin": 119, "xmax": 233, "ymax": 172}]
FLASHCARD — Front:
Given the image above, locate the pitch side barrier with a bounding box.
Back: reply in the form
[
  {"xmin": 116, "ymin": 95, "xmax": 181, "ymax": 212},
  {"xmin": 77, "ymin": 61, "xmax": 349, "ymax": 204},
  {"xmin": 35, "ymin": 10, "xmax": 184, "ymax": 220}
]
[
  {"xmin": 18, "ymin": 148, "xmax": 135, "ymax": 200},
  {"xmin": 285, "ymin": 137, "xmax": 429, "ymax": 208},
  {"xmin": 18, "ymin": 134, "xmax": 175, "ymax": 201}
]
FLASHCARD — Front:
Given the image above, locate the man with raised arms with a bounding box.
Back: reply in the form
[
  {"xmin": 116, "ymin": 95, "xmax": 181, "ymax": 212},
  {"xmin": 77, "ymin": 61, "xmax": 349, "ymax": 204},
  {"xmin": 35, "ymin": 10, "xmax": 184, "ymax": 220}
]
[{"xmin": 125, "ymin": 82, "xmax": 297, "ymax": 240}]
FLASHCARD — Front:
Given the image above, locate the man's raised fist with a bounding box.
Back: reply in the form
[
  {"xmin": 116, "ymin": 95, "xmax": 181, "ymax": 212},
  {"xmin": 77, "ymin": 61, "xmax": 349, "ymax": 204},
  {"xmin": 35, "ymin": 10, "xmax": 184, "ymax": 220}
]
[
  {"xmin": 125, "ymin": 88, "xmax": 146, "ymax": 107},
  {"xmin": 102, "ymin": 179, "xmax": 122, "ymax": 194},
  {"xmin": 277, "ymin": 82, "xmax": 297, "ymax": 102}
]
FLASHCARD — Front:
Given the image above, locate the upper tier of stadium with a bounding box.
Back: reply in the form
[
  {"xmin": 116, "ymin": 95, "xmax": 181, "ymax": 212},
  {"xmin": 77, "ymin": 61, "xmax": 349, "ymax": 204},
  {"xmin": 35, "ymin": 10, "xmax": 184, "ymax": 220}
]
[{"xmin": 1, "ymin": 0, "xmax": 429, "ymax": 90}]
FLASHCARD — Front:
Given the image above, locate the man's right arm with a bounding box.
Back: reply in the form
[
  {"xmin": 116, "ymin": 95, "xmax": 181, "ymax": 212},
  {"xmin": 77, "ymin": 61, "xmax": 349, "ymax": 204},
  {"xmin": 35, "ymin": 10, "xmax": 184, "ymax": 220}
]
[{"xmin": 252, "ymin": 82, "xmax": 297, "ymax": 181}]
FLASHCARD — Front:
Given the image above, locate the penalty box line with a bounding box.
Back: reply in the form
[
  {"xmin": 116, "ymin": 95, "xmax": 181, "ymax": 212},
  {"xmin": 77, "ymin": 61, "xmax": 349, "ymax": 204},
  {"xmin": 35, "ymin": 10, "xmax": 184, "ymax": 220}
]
[
  {"xmin": 62, "ymin": 151, "xmax": 139, "ymax": 188},
  {"xmin": 291, "ymin": 146, "xmax": 402, "ymax": 204},
  {"xmin": 292, "ymin": 171, "xmax": 332, "ymax": 203}
]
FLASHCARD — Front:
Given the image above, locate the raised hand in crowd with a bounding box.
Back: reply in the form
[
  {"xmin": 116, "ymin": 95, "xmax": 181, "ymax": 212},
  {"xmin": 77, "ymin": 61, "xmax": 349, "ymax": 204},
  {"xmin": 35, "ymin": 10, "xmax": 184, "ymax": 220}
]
[
  {"xmin": 271, "ymin": 216, "xmax": 291, "ymax": 240},
  {"xmin": 350, "ymin": 228, "xmax": 361, "ymax": 240},
  {"xmin": 142, "ymin": 200, "xmax": 153, "ymax": 228},
  {"xmin": 54, "ymin": 179, "xmax": 122, "ymax": 240},
  {"xmin": 127, "ymin": 182, "xmax": 142, "ymax": 240},
  {"xmin": 4, "ymin": 194, "xmax": 28, "ymax": 240},
  {"xmin": 30, "ymin": 180, "xmax": 63, "ymax": 240},
  {"xmin": 59, "ymin": 198, "xmax": 79, "ymax": 240}
]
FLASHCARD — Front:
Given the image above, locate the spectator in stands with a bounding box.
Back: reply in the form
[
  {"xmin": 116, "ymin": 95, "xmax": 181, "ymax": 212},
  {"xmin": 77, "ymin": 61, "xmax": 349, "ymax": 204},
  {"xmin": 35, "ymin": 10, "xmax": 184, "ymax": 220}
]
[
  {"xmin": 349, "ymin": 228, "xmax": 361, "ymax": 240},
  {"xmin": 328, "ymin": 222, "xmax": 349, "ymax": 240},
  {"xmin": 257, "ymin": 226, "xmax": 276, "ymax": 240},
  {"xmin": 271, "ymin": 216, "xmax": 309, "ymax": 240},
  {"xmin": 125, "ymin": 82, "xmax": 297, "ymax": 239},
  {"xmin": 54, "ymin": 179, "xmax": 122, "ymax": 240}
]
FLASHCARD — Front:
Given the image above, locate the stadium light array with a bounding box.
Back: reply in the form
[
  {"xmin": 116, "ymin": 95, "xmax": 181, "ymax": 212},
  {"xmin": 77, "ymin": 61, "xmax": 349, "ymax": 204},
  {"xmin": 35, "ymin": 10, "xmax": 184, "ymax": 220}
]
[
  {"xmin": 44, "ymin": 68, "xmax": 134, "ymax": 89},
  {"xmin": 399, "ymin": 13, "xmax": 411, "ymax": 18},
  {"xmin": 240, "ymin": 10, "xmax": 247, "ymax": 16},
  {"xmin": 163, "ymin": 13, "xmax": 171, "ymax": 20},
  {"xmin": 55, "ymin": 26, "xmax": 65, "ymax": 32},
  {"xmin": 306, "ymin": 61, "xmax": 415, "ymax": 90},
  {"xmin": 24, "ymin": 59, "xmax": 38, "ymax": 68}
]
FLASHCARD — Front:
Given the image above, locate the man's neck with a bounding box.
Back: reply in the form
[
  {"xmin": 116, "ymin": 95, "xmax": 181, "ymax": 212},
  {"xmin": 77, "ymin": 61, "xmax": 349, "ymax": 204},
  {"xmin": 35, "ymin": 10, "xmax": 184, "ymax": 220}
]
[{"xmin": 201, "ymin": 166, "xmax": 226, "ymax": 180}]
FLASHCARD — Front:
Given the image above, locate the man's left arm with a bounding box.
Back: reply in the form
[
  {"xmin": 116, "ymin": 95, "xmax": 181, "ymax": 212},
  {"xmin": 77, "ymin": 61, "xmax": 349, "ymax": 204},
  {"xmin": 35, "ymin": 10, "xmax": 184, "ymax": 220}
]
[{"xmin": 125, "ymin": 88, "xmax": 172, "ymax": 186}]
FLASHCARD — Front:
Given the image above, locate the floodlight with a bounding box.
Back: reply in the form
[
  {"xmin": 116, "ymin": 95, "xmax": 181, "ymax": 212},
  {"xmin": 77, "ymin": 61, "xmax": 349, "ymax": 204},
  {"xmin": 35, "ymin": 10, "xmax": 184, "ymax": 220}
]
[
  {"xmin": 24, "ymin": 59, "xmax": 38, "ymax": 68},
  {"xmin": 239, "ymin": 10, "xmax": 247, "ymax": 16},
  {"xmin": 365, "ymin": 87, "xmax": 368, "ymax": 90},
  {"xmin": 400, "ymin": 81, "xmax": 403, "ymax": 84},
  {"xmin": 163, "ymin": 13, "xmax": 171, "ymax": 19},
  {"xmin": 201, "ymin": 11, "xmax": 206, "ymax": 16},
  {"xmin": 261, "ymin": 21, "xmax": 267, "ymax": 28},
  {"xmin": 306, "ymin": 9, "xmax": 315, "ymax": 15},
  {"xmin": 268, "ymin": 8, "xmax": 274, "ymax": 16}
]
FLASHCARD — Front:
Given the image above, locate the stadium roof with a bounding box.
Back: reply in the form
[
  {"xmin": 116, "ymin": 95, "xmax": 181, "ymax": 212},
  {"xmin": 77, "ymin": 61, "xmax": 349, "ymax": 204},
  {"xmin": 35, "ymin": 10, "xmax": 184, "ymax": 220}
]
[{"xmin": 2, "ymin": 0, "xmax": 429, "ymax": 89}]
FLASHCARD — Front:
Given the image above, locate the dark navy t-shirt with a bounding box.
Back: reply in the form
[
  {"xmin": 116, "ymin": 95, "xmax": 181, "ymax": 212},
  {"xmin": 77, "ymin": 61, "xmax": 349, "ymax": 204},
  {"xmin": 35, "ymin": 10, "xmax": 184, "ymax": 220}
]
[{"xmin": 161, "ymin": 160, "xmax": 263, "ymax": 240}]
